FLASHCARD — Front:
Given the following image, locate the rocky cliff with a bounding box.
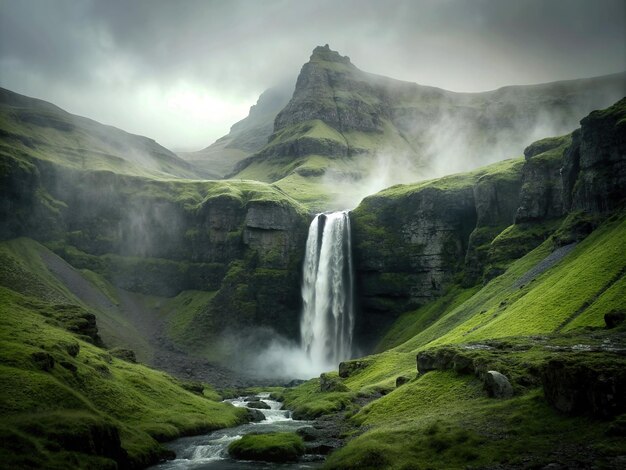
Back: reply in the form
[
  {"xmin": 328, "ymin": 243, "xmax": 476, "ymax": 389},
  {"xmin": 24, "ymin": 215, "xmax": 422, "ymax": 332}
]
[
  {"xmin": 351, "ymin": 98, "xmax": 626, "ymax": 351},
  {"xmin": 0, "ymin": 90, "xmax": 311, "ymax": 369},
  {"xmin": 231, "ymin": 45, "xmax": 625, "ymax": 210}
]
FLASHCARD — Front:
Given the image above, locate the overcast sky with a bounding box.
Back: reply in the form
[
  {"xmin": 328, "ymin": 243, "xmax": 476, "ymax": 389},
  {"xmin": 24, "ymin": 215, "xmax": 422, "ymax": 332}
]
[{"xmin": 1, "ymin": 0, "xmax": 624, "ymax": 151}]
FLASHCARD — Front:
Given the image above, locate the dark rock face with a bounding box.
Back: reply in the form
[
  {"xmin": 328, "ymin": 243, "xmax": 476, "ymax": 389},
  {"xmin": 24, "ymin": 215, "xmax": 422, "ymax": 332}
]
[
  {"xmin": 351, "ymin": 98, "xmax": 626, "ymax": 353},
  {"xmin": 570, "ymin": 98, "xmax": 626, "ymax": 213},
  {"xmin": 351, "ymin": 182, "xmax": 478, "ymax": 350},
  {"xmin": 483, "ymin": 371, "xmax": 514, "ymax": 398},
  {"xmin": 541, "ymin": 358, "xmax": 626, "ymax": 417},
  {"xmin": 274, "ymin": 45, "xmax": 384, "ymax": 135},
  {"xmin": 1, "ymin": 157, "xmax": 310, "ymax": 343}
]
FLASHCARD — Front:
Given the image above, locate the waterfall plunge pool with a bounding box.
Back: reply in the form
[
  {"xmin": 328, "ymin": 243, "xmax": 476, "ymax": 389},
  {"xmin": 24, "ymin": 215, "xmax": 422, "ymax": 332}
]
[{"xmin": 150, "ymin": 393, "xmax": 322, "ymax": 469}]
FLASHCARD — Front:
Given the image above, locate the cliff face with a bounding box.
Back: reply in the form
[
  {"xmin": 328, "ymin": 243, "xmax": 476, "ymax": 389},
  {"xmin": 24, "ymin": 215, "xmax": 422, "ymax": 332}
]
[
  {"xmin": 233, "ymin": 45, "xmax": 626, "ymax": 203},
  {"xmin": 351, "ymin": 98, "xmax": 626, "ymax": 351},
  {"xmin": 1, "ymin": 154, "xmax": 310, "ymax": 341}
]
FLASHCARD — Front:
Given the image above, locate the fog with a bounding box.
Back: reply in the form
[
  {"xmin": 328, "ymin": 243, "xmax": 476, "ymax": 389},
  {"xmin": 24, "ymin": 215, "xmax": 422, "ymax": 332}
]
[{"xmin": 1, "ymin": 0, "xmax": 624, "ymax": 150}]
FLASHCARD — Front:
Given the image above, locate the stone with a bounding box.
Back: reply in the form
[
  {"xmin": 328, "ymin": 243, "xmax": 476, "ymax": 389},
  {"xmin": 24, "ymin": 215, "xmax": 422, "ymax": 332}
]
[
  {"xmin": 605, "ymin": 310, "xmax": 625, "ymax": 329},
  {"xmin": 246, "ymin": 408, "xmax": 265, "ymax": 422},
  {"xmin": 319, "ymin": 373, "xmax": 348, "ymax": 392},
  {"xmin": 395, "ymin": 376, "xmax": 411, "ymax": 387},
  {"xmin": 246, "ymin": 400, "xmax": 271, "ymax": 410},
  {"xmin": 338, "ymin": 359, "xmax": 371, "ymax": 378},
  {"xmin": 483, "ymin": 371, "xmax": 514, "ymax": 398}
]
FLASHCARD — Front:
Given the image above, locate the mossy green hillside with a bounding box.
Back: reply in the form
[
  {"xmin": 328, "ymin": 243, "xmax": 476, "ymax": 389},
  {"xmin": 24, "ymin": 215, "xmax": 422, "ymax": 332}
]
[
  {"xmin": 281, "ymin": 213, "xmax": 626, "ymax": 468},
  {"xmin": 0, "ymin": 87, "xmax": 197, "ymax": 179},
  {"xmin": 0, "ymin": 286, "xmax": 247, "ymax": 469}
]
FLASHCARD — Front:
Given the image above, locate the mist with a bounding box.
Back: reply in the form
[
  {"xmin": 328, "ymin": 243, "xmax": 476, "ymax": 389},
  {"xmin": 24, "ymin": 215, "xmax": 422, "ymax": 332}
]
[{"xmin": 1, "ymin": 0, "xmax": 624, "ymax": 150}]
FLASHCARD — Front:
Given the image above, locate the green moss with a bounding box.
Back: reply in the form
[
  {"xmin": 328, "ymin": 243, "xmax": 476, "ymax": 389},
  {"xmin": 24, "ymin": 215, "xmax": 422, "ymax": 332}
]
[
  {"xmin": 0, "ymin": 285, "xmax": 247, "ymax": 468},
  {"xmin": 282, "ymin": 378, "xmax": 355, "ymax": 419},
  {"xmin": 228, "ymin": 432, "xmax": 305, "ymax": 463}
]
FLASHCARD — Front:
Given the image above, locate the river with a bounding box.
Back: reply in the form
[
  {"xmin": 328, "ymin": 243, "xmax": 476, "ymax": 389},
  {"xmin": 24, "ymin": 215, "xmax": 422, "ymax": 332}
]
[{"xmin": 150, "ymin": 393, "xmax": 323, "ymax": 469}]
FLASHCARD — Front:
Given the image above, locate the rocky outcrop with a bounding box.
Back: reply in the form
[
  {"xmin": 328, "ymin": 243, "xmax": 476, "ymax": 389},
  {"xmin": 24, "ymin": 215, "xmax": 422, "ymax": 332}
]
[
  {"xmin": 541, "ymin": 357, "xmax": 626, "ymax": 417},
  {"xmin": 351, "ymin": 99, "xmax": 626, "ymax": 352},
  {"xmin": 274, "ymin": 45, "xmax": 384, "ymax": 135},
  {"xmin": 338, "ymin": 359, "xmax": 372, "ymax": 378},
  {"xmin": 483, "ymin": 371, "xmax": 514, "ymax": 398},
  {"xmin": 320, "ymin": 373, "xmax": 349, "ymax": 392},
  {"xmin": 569, "ymin": 98, "xmax": 626, "ymax": 213}
]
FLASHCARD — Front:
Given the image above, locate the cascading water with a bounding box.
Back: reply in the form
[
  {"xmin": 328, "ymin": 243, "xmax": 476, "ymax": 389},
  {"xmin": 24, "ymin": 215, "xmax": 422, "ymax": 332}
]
[{"xmin": 300, "ymin": 211, "xmax": 355, "ymax": 373}]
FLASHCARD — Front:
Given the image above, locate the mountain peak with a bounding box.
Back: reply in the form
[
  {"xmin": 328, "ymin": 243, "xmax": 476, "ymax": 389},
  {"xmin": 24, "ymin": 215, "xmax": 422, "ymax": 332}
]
[{"xmin": 310, "ymin": 44, "xmax": 352, "ymax": 65}]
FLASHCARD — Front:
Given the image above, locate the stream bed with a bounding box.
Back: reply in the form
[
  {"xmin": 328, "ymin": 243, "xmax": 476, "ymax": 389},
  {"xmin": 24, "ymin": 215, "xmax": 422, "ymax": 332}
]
[{"xmin": 151, "ymin": 393, "xmax": 323, "ymax": 469}]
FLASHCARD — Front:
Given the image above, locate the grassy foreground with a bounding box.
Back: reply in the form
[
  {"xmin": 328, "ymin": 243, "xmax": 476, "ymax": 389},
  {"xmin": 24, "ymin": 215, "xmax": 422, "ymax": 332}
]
[{"xmin": 0, "ymin": 285, "xmax": 247, "ymax": 468}]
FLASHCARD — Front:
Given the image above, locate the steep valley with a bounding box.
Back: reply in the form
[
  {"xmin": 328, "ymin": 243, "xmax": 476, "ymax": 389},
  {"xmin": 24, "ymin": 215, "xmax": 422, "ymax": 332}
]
[{"xmin": 0, "ymin": 45, "xmax": 625, "ymax": 469}]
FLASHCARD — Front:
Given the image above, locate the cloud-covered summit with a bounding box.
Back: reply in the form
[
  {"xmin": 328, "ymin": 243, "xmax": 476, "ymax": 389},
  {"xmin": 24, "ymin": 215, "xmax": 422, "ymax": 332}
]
[{"xmin": 0, "ymin": 0, "xmax": 624, "ymax": 150}]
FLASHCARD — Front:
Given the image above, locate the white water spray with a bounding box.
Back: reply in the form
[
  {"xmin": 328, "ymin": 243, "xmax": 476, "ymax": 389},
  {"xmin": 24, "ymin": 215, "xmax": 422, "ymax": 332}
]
[{"xmin": 300, "ymin": 211, "xmax": 355, "ymax": 373}]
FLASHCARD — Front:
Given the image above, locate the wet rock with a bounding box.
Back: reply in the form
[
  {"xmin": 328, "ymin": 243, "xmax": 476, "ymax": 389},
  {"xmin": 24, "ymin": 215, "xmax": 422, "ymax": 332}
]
[
  {"xmin": 246, "ymin": 400, "xmax": 271, "ymax": 410},
  {"xmin": 319, "ymin": 373, "xmax": 349, "ymax": 392},
  {"xmin": 605, "ymin": 310, "xmax": 625, "ymax": 329},
  {"xmin": 31, "ymin": 351, "xmax": 55, "ymax": 371},
  {"xmin": 483, "ymin": 371, "xmax": 514, "ymax": 398},
  {"xmin": 246, "ymin": 408, "xmax": 265, "ymax": 422},
  {"xmin": 395, "ymin": 376, "xmax": 411, "ymax": 387},
  {"xmin": 304, "ymin": 438, "xmax": 343, "ymax": 455},
  {"xmin": 297, "ymin": 426, "xmax": 321, "ymax": 442}
]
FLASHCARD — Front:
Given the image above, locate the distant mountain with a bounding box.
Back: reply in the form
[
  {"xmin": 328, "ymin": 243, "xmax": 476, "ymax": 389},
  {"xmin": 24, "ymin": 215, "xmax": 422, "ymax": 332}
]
[
  {"xmin": 178, "ymin": 81, "xmax": 294, "ymax": 178},
  {"xmin": 228, "ymin": 45, "xmax": 625, "ymax": 209},
  {"xmin": 0, "ymin": 87, "xmax": 198, "ymax": 179}
]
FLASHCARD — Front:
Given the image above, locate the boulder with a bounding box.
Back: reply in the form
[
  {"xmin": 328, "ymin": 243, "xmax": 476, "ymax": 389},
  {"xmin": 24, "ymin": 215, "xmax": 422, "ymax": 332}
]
[
  {"xmin": 395, "ymin": 376, "xmax": 411, "ymax": 387},
  {"xmin": 338, "ymin": 359, "xmax": 371, "ymax": 378},
  {"xmin": 319, "ymin": 373, "xmax": 348, "ymax": 392},
  {"xmin": 605, "ymin": 310, "xmax": 625, "ymax": 329},
  {"xmin": 483, "ymin": 371, "xmax": 514, "ymax": 398},
  {"xmin": 541, "ymin": 358, "xmax": 626, "ymax": 417},
  {"xmin": 417, "ymin": 348, "xmax": 474, "ymax": 375},
  {"xmin": 246, "ymin": 400, "xmax": 271, "ymax": 410},
  {"xmin": 246, "ymin": 408, "xmax": 265, "ymax": 422}
]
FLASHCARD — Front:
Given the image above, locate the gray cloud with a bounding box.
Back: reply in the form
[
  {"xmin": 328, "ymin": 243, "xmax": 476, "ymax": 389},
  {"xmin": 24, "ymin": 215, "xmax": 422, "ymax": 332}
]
[{"xmin": 1, "ymin": 0, "xmax": 624, "ymax": 150}]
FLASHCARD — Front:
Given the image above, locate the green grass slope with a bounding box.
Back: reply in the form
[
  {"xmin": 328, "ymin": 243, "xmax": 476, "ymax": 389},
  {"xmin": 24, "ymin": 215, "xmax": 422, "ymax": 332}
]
[
  {"xmin": 0, "ymin": 87, "xmax": 198, "ymax": 179},
  {"xmin": 281, "ymin": 213, "xmax": 626, "ymax": 469},
  {"xmin": 0, "ymin": 239, "xmax": 253, "ymax": 467}
]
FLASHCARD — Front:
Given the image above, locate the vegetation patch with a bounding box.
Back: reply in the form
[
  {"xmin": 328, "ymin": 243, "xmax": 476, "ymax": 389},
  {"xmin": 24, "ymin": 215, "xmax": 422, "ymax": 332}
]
[{"xmin": 228, "ymin": 432, "xmax": 305, "ymax": 462}]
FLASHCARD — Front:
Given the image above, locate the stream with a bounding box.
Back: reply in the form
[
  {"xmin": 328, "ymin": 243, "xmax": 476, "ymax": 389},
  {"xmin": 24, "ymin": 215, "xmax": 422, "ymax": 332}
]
[{"xmin": 151, "ymin": 393, "xmax": 322, "ymax": 469}]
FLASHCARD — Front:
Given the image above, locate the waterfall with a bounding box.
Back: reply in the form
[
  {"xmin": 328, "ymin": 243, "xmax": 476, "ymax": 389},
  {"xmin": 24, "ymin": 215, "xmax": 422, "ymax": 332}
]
[{"xmin": 300, "ymin": 211, "xmax": 355, "ymax": 372}]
